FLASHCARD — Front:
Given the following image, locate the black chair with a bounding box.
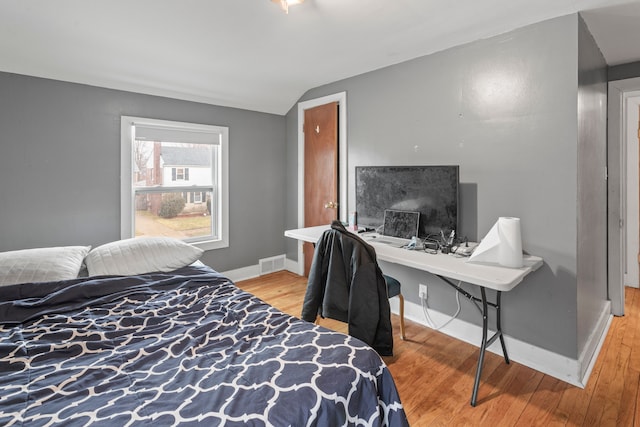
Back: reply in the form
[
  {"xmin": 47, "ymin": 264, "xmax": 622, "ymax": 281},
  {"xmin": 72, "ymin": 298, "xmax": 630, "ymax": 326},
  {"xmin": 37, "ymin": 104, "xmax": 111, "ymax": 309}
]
[{"xmin": 383, "ymin": 275, "xmax": 405, "ymax": 340}]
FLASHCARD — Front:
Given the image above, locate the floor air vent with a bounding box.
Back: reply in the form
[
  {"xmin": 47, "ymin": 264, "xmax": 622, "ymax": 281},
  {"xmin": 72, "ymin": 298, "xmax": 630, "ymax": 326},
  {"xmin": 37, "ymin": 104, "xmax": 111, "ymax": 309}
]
[{"xmin": 259, "ymin": 255, "xmax": 286, "ymax": 275}]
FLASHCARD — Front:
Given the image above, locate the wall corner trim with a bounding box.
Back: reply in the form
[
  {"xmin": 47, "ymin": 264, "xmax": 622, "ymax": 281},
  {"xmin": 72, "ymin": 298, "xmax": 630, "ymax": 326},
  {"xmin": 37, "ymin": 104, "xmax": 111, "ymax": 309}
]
[{"xmin": 576, "ymin": 301, "xmax": 613, "ymax": 386}]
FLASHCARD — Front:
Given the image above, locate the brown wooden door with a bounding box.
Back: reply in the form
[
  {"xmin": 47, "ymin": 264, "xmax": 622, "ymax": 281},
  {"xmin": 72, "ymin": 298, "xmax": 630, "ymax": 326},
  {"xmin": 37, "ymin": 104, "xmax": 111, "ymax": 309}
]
[{"xmin": 304, "ymin": 101, "xmax": 339, "ymax": 276}]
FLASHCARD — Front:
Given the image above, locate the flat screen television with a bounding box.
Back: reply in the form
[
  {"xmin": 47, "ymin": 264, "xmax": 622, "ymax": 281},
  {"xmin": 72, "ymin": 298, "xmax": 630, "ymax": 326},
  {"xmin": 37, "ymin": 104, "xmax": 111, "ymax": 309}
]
[{"xmin": 355, "ymin": 165, "xmax": 459, "ymax": 238}]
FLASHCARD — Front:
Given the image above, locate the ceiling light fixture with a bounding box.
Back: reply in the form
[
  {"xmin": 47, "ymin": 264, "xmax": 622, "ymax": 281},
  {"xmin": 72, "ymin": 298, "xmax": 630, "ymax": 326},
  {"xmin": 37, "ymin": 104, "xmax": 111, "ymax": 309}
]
[{"xmin": 272, "ymin": 0, "xmax": 304, "ymax": 14}]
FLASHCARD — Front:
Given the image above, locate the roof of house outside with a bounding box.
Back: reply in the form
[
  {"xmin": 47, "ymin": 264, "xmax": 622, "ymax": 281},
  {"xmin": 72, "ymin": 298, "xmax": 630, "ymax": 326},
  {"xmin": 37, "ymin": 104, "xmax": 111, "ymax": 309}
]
[{"xmin": 161, "ymin": 146, "xmax": 211, "ymax": 167}]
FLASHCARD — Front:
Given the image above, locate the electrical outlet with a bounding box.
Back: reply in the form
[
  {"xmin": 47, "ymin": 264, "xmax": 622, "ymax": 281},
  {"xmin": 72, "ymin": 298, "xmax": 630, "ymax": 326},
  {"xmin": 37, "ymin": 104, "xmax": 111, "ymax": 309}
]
[{"xmin": 418, "ymin": 284, "xmax": 427, "ymax": 299}]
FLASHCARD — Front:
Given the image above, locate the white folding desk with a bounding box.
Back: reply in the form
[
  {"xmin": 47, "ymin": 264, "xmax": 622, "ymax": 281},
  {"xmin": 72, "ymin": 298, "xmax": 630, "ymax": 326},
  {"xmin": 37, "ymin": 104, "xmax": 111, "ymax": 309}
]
[{"xmin": 285, "ymin": 224, "xmax": 543, "ymax": 406}]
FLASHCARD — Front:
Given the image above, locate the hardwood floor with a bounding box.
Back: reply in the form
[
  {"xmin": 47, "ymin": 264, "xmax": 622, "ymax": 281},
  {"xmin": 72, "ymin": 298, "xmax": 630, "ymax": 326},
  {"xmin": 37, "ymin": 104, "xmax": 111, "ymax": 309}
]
[{"xmin": 237, "ymin": 271, "xmax": 640, "ymax": 427}]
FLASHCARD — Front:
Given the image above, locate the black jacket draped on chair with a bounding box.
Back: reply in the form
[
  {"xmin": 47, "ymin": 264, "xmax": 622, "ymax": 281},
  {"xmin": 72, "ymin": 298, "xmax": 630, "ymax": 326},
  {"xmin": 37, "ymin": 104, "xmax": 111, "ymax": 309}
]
[{"xmin": 301, "ymin": 220, "xmax": 393, "ymax": 356}]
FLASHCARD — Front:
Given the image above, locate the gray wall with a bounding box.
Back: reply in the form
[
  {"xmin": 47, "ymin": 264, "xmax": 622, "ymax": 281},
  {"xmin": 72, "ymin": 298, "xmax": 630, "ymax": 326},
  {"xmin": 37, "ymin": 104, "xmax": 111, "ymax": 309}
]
[
  {"xmin": 286, "ymin": 14, "xmax": 585, "ymax": 358},
  {"xmin": 576, "ymin": 16, "xmax": 609, "ymax": 357},
  {"xmin": 609, "ymin": 60, "xmax": 640, "ymax": 82},
  {"xmin": 0, "ymin": 72, "xmax": 287, "ymax": 272}
]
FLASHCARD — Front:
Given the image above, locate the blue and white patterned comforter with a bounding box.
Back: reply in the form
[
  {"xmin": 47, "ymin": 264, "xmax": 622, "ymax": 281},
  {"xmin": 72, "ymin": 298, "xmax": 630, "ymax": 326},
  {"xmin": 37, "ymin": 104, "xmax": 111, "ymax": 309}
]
[{"xmin": 0, "ymin": 265, "xmax": 408, "ymax": 426}]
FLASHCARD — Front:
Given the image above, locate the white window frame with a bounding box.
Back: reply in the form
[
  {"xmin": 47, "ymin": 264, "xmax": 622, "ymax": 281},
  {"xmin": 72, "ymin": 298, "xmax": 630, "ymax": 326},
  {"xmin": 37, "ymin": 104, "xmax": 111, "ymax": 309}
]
[
  {"xmin": 120, "ymin": 116, "xmax": 229, "ymax": 250},
  {"xmin": 173, "ymin": 167, "xmax": 187, "ymax": 181}
]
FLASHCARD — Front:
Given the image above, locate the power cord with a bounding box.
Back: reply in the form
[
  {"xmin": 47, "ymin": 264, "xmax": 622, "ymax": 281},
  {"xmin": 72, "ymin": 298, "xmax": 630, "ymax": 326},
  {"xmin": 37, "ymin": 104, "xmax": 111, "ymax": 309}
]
[{"xmin": 420, "ymin": 282, "xmax": 462, "ymax": 331}]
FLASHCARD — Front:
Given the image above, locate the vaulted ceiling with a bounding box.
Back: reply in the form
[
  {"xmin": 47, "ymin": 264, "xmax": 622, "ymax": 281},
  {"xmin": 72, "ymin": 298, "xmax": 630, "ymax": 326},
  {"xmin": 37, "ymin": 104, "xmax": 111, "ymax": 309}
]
[{"xmin": 1, "ymin": 0, "xmax": 639, "ymax": 115}]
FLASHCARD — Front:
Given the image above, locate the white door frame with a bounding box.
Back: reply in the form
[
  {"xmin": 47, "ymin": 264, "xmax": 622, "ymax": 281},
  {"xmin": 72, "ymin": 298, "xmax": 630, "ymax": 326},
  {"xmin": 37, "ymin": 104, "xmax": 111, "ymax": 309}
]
[
  {"xmin": 295, "ymin": 92, "xmax": 348, "ymax": 275},
  {"xmin": 608, "ymin": 77, "xmax": 640, "ymax": 315},
  {"xmin": 624, "ymin": 92, "xmax": 640, "ymax": 288}
]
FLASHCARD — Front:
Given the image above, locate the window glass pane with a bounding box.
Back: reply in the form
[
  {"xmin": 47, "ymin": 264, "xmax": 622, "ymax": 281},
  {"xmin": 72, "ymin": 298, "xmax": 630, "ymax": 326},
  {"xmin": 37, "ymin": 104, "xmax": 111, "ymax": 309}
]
[
  {"xmin": 134, "ymin": 191, "xmax": 216, "ymax": 241},
  {"xmin": 133, "ymin": 141, "xmax": 214, "ymax": 187}
]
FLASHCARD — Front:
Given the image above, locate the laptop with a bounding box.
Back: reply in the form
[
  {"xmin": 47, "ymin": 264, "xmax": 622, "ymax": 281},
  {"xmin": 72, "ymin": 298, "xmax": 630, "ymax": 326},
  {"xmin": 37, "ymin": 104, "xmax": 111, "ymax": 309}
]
[{"xmin": 371, "ymin": 209, "xmax": 420, "ymax": 247}]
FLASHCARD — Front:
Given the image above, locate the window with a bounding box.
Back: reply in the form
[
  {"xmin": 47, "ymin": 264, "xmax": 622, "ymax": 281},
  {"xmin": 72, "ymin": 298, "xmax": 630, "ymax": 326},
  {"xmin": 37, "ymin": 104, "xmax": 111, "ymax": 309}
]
[
  {"xmin": 172, "ymin": 167, "xmax": 189, "ymax": 181},
  {"xmin": 121, "ymin": 116, "xmax": 229, "ymax": 250}
]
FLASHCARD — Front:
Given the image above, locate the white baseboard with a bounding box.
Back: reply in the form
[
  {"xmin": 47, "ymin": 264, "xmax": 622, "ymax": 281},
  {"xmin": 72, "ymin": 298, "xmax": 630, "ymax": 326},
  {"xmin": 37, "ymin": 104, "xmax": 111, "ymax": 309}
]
[
  {"xmin": 222, "ymin": 254, "xmax": 288, "ymax": 282},
  {"xmin": 577, "ymin": 301, "xmax": 612, "ymax": 386},
  {"xmin": 284, "ymin": 257, "xmax": 299, "ymax": 274},
  {"xmin": 222, "ymin": 265, "xmax": 261, "ymax": 282},
  {"xmin": 390, "ymin": 296, "xmax": 612, "ymax": 388}
]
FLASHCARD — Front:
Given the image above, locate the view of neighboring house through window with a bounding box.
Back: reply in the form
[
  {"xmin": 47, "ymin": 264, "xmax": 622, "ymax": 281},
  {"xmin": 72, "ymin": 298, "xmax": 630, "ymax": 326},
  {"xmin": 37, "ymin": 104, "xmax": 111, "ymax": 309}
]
[
  {"xmin": 174, "ymin": 167, "xmax": 188, "ymax": 181},
  {"xmin": 121, "ymin": 116, "xmax": 229, "ymax": 250}
]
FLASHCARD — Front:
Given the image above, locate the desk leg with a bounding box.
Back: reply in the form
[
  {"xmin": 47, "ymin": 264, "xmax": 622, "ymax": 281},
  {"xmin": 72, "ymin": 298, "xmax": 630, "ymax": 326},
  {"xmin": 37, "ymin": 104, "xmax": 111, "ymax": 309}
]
[
  {"xmin": 470, "ymin": 289, "xmax": 510, "ymax": 406},
  {"xmin": 435, "ymin": 277, "xmax": 510, "ymax": 406},
  {"xmin": 496, "ymin": 290, "xmax": 510, "ymax": 364},
  {"xmin": 470, "ymin": 287, "xmax": 489, "ymax": 407}
]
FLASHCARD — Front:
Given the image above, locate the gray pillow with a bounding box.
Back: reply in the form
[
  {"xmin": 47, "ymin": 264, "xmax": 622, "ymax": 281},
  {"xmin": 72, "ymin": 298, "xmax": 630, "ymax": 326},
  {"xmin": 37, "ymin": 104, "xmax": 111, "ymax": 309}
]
[
  {"xmin": 85, "ymin": 237, "xmax": 203, "ymax": 277},
  {"xmin": 0, "ymin": 246, "xmax": 91, "ymax": 286}
]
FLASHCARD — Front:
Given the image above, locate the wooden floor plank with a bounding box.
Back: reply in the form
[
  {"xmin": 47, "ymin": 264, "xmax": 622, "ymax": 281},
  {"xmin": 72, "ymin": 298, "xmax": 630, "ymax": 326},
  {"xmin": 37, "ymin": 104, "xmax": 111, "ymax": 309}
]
[
  {"xmin": 616, "ymin": 369, "xmax": 640, "ymax": 427},
  {"xmin": 514, "ymin": 375, "xmax": 568, "ymax": 426},
  {"xmin": 493, "ymin": 369, "xmax": 545, "ymax": 427},
  {"xmin": 236, "ymin": 271, "xmax": 640, "ymax": 426},
  {"xmin": 472, "ymin": 361, "xmax": 539, "ymax": 425},
  {"xmin": 553, "ymin": 374, "xmax": 594, "ymax": 426},
  {"xmin": 622, "ymin": 287, "xmax": 638, "ymax": 348},
  {"xmin": 582, "ymin": 343, "xmax": 631, "ymax": 426},
  {"xmin": 626, "ymin": 288, "xmax": 640, "ymax": 374}
]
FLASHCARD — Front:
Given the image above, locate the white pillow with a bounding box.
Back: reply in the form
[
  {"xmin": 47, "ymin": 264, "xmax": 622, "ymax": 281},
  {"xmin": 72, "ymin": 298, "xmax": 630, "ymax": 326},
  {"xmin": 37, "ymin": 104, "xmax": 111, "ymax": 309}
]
[
  {"xmin": 0, "ymin": 246, "xmax": 91, "ymax": 287},
  {"xmin": 85, "ymin": 237, "xmax": 204, "ymax": 277}
]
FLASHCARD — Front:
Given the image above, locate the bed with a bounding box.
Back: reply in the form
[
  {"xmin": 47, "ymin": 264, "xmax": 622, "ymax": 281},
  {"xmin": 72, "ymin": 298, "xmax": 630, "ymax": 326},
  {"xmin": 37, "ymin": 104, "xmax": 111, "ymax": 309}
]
[{"xmin": 0, "ymin": 237, "xmax": 409, "ymax": 426}]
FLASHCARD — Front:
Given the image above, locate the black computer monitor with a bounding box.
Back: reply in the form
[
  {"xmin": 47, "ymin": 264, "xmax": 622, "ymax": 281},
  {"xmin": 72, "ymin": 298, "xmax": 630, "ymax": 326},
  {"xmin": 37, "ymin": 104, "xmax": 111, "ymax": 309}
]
[{"xmin": 355, "ymin": 165, "xmax": 459, "ymax": 238}]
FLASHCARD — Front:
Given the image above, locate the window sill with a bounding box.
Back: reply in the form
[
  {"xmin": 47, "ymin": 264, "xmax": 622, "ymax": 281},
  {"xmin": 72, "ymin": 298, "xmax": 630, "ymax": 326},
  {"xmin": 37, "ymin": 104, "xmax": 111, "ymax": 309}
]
[{"xmin": 193, "ymin": 239, "xmax": 228, "ymax": 251}]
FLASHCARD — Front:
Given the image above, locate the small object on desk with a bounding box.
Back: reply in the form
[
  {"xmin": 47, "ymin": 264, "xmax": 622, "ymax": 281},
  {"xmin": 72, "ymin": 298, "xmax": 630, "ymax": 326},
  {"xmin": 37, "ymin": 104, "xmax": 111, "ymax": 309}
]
[
  {"xmin": 423, "ymin": 240, "xmax": 439, "ymax": 254},
  {"xmin": 349, "ymin": 211, "xmax": 358, "ymax": 231},
  {"xmin": 454, "ymin": 242, "xmax": 478, "ymax": 256},
  {"xmin": 447, "ymin": 230, "xmax": 455, "ymax": 246}
]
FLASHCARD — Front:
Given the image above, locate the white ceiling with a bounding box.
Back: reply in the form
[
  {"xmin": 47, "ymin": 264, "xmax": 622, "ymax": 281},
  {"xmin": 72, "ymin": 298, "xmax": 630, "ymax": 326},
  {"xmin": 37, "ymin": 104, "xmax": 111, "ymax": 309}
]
[{"xmin": 1, "ymin": 0, "xmax": 639, "ymax": 115}]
